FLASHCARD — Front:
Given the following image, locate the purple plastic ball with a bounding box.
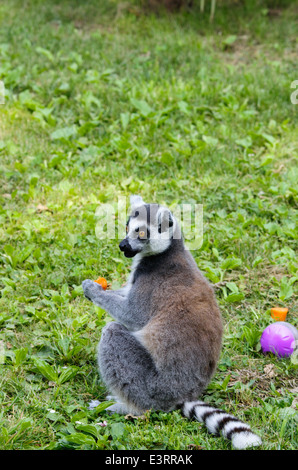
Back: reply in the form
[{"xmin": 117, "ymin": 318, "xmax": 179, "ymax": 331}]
[{"xmin": 260, "ymin": 322, "xmax": 298, "ymax": 358}]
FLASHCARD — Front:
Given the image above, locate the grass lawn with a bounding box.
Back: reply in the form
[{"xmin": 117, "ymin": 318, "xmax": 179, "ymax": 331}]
[{"xmin": 0, "ymin": 0, "xmax": 297, "ymax": 450}]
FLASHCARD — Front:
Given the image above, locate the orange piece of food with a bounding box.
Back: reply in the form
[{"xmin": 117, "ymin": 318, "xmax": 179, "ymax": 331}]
[
  {"xmin": 94, "ymin": 277, "xmax": 108, "ymax": 290},
  {"xmin": 271, "ymin": 307, "xmax": 288, "ymax": 321}
]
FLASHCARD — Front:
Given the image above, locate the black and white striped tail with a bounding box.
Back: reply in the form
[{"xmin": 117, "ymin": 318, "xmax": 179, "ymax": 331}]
[{"xmin": 182, "ymin": 401, "xmax": 262, "ymax": 450}]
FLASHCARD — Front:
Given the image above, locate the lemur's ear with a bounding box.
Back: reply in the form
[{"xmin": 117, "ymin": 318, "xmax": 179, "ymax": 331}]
[
  {"xmin": 130, "ymin": 195, "xmax": 144, "ymax": 209},
  {"xmin": 157, "ymin": 206, "xmax": 174, "ymax": 234}
]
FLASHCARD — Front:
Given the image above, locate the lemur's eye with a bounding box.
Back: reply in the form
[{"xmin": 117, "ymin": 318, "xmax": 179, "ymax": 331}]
[
  {"xmin": 135, "ymin": 227, "xmax": 139, "ymax": 232},
  {"xmin": 126, "ymin": 225, "xmax": 128, "ymax": 233},
  {"xmin": 139, "ymin": 230, "xmax": 145, "ymax": 238}
]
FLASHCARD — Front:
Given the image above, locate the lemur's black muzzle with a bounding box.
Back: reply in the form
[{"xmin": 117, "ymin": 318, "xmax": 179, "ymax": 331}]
[
  {"xmin": 119, "ymin": 238, "xmax": 140, "ymax": 258},
  {"xmin": 119, "ymin": 238, "xmax": 130, "ymax": 251}
]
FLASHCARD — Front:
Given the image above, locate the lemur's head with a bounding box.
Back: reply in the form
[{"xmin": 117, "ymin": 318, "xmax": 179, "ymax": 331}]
[{"xmin": 119, "ymin": 195, "xmax": 181, "ymax": 258}]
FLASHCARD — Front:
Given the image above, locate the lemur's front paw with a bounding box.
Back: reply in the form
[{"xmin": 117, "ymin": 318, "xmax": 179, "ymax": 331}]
[{"xmin": 82, "ymin": 279, "xmax": 103, "ymax": 301}]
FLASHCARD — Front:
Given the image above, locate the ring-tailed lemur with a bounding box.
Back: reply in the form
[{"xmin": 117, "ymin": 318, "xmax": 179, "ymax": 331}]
[{"xmin": 82, "ymin": 195, "xmax": 262, "ymax": 450}]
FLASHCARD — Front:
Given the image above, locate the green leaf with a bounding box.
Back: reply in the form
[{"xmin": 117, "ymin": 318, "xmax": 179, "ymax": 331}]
[
  {"xmin": 1, "ymin": 277, "xmax": 16, "ymax": 289},
  {"xmin": 120, "ymin": 175, "xmax": 133, "ymax": 188},
  {"xmin": 88, "ymin": 401, "xmax": 115, "ymax": 415},
  {"xmin": 3, "ymin": 245, "xmax": 14, "ymax": 257},
  {"xmin": 120, "ymin": 112, "xmax": 130, "ymax": 130},
  {"xmin": 18, "ymin": 418, "xmax": 32, "ymax": 433},
  {"xmin": 291, "ymin": 348, "xmax": 298, "ymax": 365},
  {"xmin": 130, "ymin": 98, "xmax": 153, "ymax": 117},
  {"xmin": 260, "ymin": 155, "xmax": 274, "ymax": 167},
  {"xmin": 14, "ymin": 348, "xmax": 28, "ymax": 366},
  {"xmin": 259, "ymin": 132, "xmax": 276, "ymax": 145},
  {"xmin": 177, "ymin": 101, "xmax": 190, "ymax": 114},
  {"xmin": 235, "ymin": 136, "xmax": 252, "ymax": 148},
  {"xmin": 223, "ymin": 35, "xmax": 237, "ymax": 47},
  {"xmin": 203, "ymin": 266, "xmax": 221, "ymax": 283},
  {"xmin": 279, "ymin": 407, "xmax": 297, "ymax": 420},
  {"xmin": 242, "ymin": 325, "xmax": 260, "ymax": 347},
  {"xmin": 221, "ymin": 374, "xmax": 231, "ymax": 391},
  {"xmin": 46, "ymin": 411, "xmax": 64, "ymax": 422},
  {"xmin": 0, "ymin": 140, "xmax": 7, "ymax": 151},
  {"xmin": 226, "ymin": 282, "xmax": 239, "ymax": 294},
  {"xmin": 48, "ymin": 154, "xmax": 66, "ymax": 168},
  {"xmin": 51, "ymin": 125, "xmax": 77, "ymax": 140},
  {"xmin": 211, "ymin": 248, "xmax": 219, "ymax": 261},
  {"xmin": 264, "ymin": 222, "xmax": 280, "ymax": 235},
  {"xmin": 160, "ymin": 152, "xmax": 175, "ymax": 165},
  {"xmin": 61, "ymin": 283, "xmax": 70, "ymax": 297},
  {"xmin": 75, "ymin": 424, "xmax": 99, "ymax": 439},
  {"xmin": 36, "ymin": 46, "xmax": 54, "ymax": 62},
  {"xmin": 252, "ymin": 256, "xmax": 263, "ymax": 268},
  {"xmin": 186, "ymin": 237, "xmax": 204, "ymax": 251},
  {"xmin": 58, "ymin": 179, "xmax": 73, "ymax": 193},
  {"xmin": 226, "ymin": 292, "xmax": 245, "ymax": 303},
  {"xmin": 220, "ymin": 257, "xmax": 242, "ymax": 270},
  {"xmin": 18, "ymin": 245, "xmax": 35, "ymax": 264},
  {"xmin": 18, "ymin": 90, "xmax": 40, "ymax": 111},
  {"xmin": 33, "ymin": 358, "xmax": 58, "ymax": 383},
  {"xmin": 110, "ymin": 422, "xmax": 126, "ymax": 439},
  {"xmin": 58, "ymin": 367, "xmax": 79, "ymax": 384},
  {"xmin": 202, "ymin": 135, "xmax": 219, "ymax": 147},
  {"xmin": 62, "ymin": 432, "xmax": 96, "ymax": 446},
  {"xmin": 70, "ymin": 411, "xmax": 87, "ymax": 424},
  {"xmin": 279, "ymin": 277, "xmax": 294, "ymax": 301}
]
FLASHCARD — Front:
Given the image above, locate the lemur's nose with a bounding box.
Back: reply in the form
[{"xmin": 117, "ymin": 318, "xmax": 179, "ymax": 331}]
[{"xmin": 119, "ymin": 238, "xmax": 129, "ymax": 251}]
